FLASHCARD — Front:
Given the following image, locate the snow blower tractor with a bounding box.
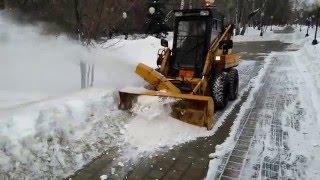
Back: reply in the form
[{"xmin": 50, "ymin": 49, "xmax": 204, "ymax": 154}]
[{"xmin": 119, "ymin": 8, "xmax": 240, "ymax": 130}]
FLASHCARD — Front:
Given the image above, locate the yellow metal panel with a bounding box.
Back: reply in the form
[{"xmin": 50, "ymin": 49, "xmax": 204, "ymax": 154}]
[
  {"xmin": 119, "ymin": 87, "xmax": 215, "ymax": 130},
  {"xmin": 135, "ymin": 63, "xmax": 181, "ymax": 93},
  {"xmin": 120, "ymin": 87, "xmax": 210, "ymax": 101}
]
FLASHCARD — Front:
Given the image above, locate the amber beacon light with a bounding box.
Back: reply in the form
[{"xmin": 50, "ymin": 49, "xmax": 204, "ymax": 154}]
[{"xmin": 204, "ymin": 0, "xmax": 214, "ymax": 7}]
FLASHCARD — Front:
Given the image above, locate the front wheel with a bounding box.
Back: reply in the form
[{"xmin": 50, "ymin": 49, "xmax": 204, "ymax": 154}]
[
  {"xmin": 227, "ymin": 68, "xmax": 239, "ymax": 101},
  {"xmin": 211, "ymin": 72, "xmax": 229, "ymax": 109}
]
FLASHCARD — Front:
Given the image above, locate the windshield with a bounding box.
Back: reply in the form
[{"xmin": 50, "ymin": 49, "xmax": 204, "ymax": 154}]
[{"xmin": 174, "ymin": 19, "xmax": 207, "ymax": 74}]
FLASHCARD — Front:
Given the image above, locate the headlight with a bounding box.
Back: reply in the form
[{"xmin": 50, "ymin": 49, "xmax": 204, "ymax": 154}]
[
  {"xmin": 215, "ymin": 56, "xmax": 221, "ymax": 61},
  {"xmin": 200, "ymin": 10, "xmax": 209, "ymax": 16}
]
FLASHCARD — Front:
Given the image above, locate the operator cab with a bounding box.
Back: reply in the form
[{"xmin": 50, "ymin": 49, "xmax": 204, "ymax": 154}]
[{"xmin": 168, "ymin": 9, "xmax": 223, "ymax": 78}]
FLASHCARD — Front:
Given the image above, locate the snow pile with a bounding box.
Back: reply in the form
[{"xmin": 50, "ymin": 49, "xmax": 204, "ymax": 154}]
[
  {"xmin": 0, "ymin": 88, "xmax": 128, "ymax": 179},
  {"xmin": 286, "ymin": 39, "xmax": 320, "ymax": 178},
  {"xmin": 124, "ymin": 96, "xmax": 211, "ymax": 152},
  {"xmin": 0, "ymin": 11, "xmax": 163, "ymax": 178}
]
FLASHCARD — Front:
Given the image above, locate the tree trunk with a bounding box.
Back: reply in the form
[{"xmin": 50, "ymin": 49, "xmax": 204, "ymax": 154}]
[
  {"xmin": 80, "ymin": 62, "xmax": 86, "ymax": 89},
  {"xmin": 240, "ymin": 25, "xmax": 246, "ymax": 35},
  {"xmin": 94, "ymin": 0, "xmax": 106, "ymax": 39},
  {"xmin": 90, "ymin": 65, "xmax": 95, "ymax": 87},
  {"xmin": 73, "ymin": 0, "xmax": 81, "ymax": 25}
]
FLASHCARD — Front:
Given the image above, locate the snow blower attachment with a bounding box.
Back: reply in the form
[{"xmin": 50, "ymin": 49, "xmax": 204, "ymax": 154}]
[{"xmin": 119, "ymin": 9, "xmax": 240, "ymax": 130}]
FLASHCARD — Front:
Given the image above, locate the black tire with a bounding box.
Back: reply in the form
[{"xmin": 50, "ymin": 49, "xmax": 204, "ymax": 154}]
[
  {"xmin": 211, "ymin": 72, "xmax": 229, "ymax": 109},
  {"xmin": 227, "ymin": 68, "xmax": 239, "ymax": 100}
]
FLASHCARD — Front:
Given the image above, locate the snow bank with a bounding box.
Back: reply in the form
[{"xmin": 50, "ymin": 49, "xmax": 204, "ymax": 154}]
[
  {"xmin": 287, "ymin": 38, "xmax": 320, "ymax": 178},
  {"xmin": 0, "ymin": 88, "xmax": 128, "ymax": 179},
  {"xmin": 0, "ymin": 11, "xmax": 164, "ymax": 178}
]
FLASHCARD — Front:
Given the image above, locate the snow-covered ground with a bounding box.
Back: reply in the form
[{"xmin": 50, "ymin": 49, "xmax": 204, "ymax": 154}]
[
  {"xmin": 0, "ymin": 11, "xmax": 198, "ymax": 179},
  {"xmin": 0, "ymin": 11, "xmax": 253, "ymax": 179},
  {"xmin": 3, "ymin": 8, "xmax": 320, "ymax": 179},
  {"xmin": 206, "ymin": 26, "xmax": 320, "ymax": 179},
  {"xmin": 233, "ymin": 25, "xmax": 301, "ymax": 44}
]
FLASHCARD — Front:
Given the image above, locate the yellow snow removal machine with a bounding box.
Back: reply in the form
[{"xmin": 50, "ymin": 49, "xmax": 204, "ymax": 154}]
[{"xmin": 119, "ymin": 8, "xmax": 240, "ymax": 130}]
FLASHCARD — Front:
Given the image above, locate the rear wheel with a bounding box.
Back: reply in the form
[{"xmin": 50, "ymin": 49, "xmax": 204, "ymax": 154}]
[
  {"xmin": 211, "ymin": 72, "xmax": 228, "ymax": 109},
  {"xmin": 227, "ymin": 68, "xmax": 239, "ymax": 100}
]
